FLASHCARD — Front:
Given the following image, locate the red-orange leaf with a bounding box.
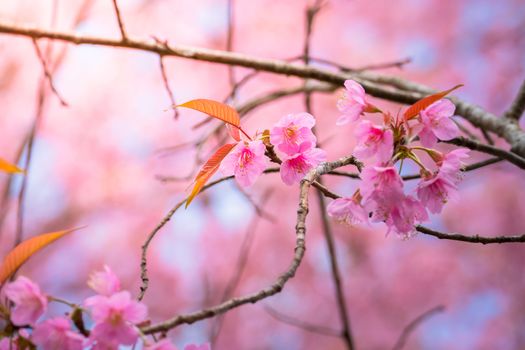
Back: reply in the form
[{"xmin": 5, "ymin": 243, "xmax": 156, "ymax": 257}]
[
  {"xmin": 0, "ymin": 227, "xmax": 82, "ymax": 284},
  {"xmin": 186, "ymin": 143, "xmax": 237, "ymax": 208},
  {"xmin": 404, "ymin": 84, "xmax": 463, "ymax": 120},
  {"xmin": 179, "ymin": 99, "xmax": 241, "ymax": 128},
  {"xmin": 0, "ymin": 157, "xmax": 24, "ymax": 174}
]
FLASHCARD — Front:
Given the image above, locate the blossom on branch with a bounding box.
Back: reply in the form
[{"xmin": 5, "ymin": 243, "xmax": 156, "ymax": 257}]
[
  {"xmin": 270, "ymin": 113, "xmax": 317, "ymax": 155},
  {"xmin": 353, "ymin": 120, "xmax": 394, "ymax": 162},
  {"xmin": 336, "ymin": 80, "xmax": 368, "ymax": 125},
  {"xmin": 327, "ymin": 197, "xmax": 369, "ymax": 226},
  {"xmin": 280, "ymin": 143, "xmax": 326, "ymax": 185},
  {"xmin": 416, "ymin": 99, "xmax": 459, "ymax": 147},
  {"xmin": 220, "ymin": 140, "xmax": 268, "ymax": 187},
  {"xmin": 4, "ymin": 276, "xmax": 47, "ymax": 326}
]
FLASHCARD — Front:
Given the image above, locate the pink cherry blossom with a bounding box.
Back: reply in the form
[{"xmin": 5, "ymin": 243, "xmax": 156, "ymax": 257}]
[
  {"xmin": 353, "ymin": 120, "xmax": 394, "ymax": 162},
  {"xmin": 270, "ymin": 113, "xmax": 317, "ymax": 155},
  {"xmin": 359, "ymin": 165, "xmax": 404, "ymax": 203},
  {"xmin": 327, "ymin": 197, "xmax": 369, "ymax": 225},
  {"xmin": 336, "ymin": 80, "xmax": 368, "ymax": 125},
  {"xmin": 417, "ymin": 99, "xmax": 459, "ymax": 147},
  {"xmin": 280, "ymin": 144, "xmax": 326, "ymax": 185},
  {"xmin": 146, "ymin": 339, "xmax": 179, "ymax": 350},
  {"xmin": 417, "ymin": 172, "xmax": 458, "ymax": 214},
  {"xmin": 184, "ymin": 344, "xmax": 211, "ymax": 350},
  {"xmin": 4, "ymin": 276, "xmax": 47, "ymax": 326},
  {"xmin": 386, "ymin": 195, "xmax": 428, "ymax": 237},
  {"xmin": 439, "ymin": 148, "xmax": 470, "ymax": 175},
  {"xmin": 32, "ymin": 317, "xmax": 85, "ymax": 350},
  {"xmin": 88, "ymin": 265, "xmax": 121, "ymax": 296},
  {"xmin": 220, "ymin": 140, "xmax": 268, "ymax": 187},
  {"xmin": 84, "ymin": 291, "xmax": 147, "ymax": 347}
]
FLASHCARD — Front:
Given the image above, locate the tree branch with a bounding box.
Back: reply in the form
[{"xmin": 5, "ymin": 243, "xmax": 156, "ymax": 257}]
[
  {"xmin": 0, "ymin": 21, "xmax": 524, "ymax": 156},
  {"xmin": 111, "ymin": 0, "xmax": 128, "ymax": 41},
  {"xmin": 140, "ymin": 156, "xmax": 357, "ymax": 334},
  {"xmin": 503, "ymin": 78, "xmax": 525, "ymax": 121},
  {"xmin": 416, "ymin": 226, "xmax": 525, "ymax": 244}
]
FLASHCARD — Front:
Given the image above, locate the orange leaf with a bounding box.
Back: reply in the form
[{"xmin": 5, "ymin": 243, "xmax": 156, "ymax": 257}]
[
  {"xmin": 404, "ymin": 84, "xmax": 463, "ymax": 120},
  {"xmin": 0, "ymin": 157, "xmax": 24, "ymax": 174},
  {"xmin": 179, "ymin": 99, "xmax": 241, "ymax": 128},
  {"xmin": 186, "ymin": 143, "xmax": 236, "ymax": 208},
  {"xmin": 0, "ymin": 227, "xmax": 82, "ymax": 284}
]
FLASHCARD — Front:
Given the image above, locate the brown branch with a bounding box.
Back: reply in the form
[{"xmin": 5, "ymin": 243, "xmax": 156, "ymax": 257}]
[
  {"xmin": 111, "ymin": 0, "xmax": 128, "ymax": 41},
  {"xmin": 264, "ymin": 305, "xmax": 341, "ymax": 338},
  {"xmin": 31, "ymin": 38, "xmax": 68, "ymax": 107},
  {"xmin": 226, "ymin": 0, "xmax": 237, "ymax": 102},
  {"xmin": 140, "ymin": 156, "xmax": 357, "ymax": 334},
  {"xmin": 392, "ymin": 305, "xmax": 445, "ymax": 350},
  {"xmin": 316, "ymin": 185, "xmax": 355, "ymax": 350},
  {"xmin": 158, "ymin": 55, "xmax": 178, "ymax": 118},
  {"xmin": 445, "ymin": 137, "xmax": 525, "ymax": 170},
  {"xmin": 416, "ymin": 226, "xmax": 525, "ymax": 244},
  {"xmin": 503, "ymin": 78, "xmax": 525, "ymax": 121},
  {"xmin": 1, "ymin": 22, "xmax": 524, "ymax": 156}
]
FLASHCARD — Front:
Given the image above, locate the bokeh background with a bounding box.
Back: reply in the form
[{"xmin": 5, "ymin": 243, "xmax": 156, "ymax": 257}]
[{"xmin": 0, "ymin": 0, "xmax": 525, "ymax": 349}]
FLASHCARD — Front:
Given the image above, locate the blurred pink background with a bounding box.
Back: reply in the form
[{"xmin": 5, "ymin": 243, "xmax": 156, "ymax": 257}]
[{"xmin": 0, "ymin": 0, "xmax": 524, "ymax": 349}]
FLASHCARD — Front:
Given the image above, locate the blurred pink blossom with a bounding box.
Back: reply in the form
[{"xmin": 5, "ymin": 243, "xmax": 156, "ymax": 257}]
[
  {"xmin": 417, "ymin": 172, "xmax": 458, "ymax": 214},
  {"xmin": 336, "ymin": 80, "xmax": 368, "ymax": 125},
  {"xmin": 220, "ymin": 140, "xmax": 268, "ymax": 187},
  {"xmin": 439, "ymin": 148, "xmax": 470, "ymax": 175},
  {"xmin": 353, "ymin": 120, "xmax": 394, "ymax": 162},
  {"xmin": 417, "ymin": 99, "xmax": 459, "ymax": 147},
  {"xmin": 87, "ymin": 265, "xmax": 121, "ymax": 297},
  {"xmin": 359, "ymin": 165, "xmax": 404, "ymax": 203},
  {"xmin": 32, "ymin": 317, "xmax": 85, "ymax": 350},
  {"xmin": 84, "ymin": 291, "xmax": 147, "ymax": 348},
  {"xmin": 4, "ymin": 276, "xmax": 47, "ymax": 326},
  {"xmin": 270, "ymin": 112, "xmax": 317, "ymax": 155}
]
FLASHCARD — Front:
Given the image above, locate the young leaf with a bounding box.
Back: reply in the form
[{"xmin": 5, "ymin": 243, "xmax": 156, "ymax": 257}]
[
  {"xmin": 0, "ymin": 227, "xmax": 82, "ymax": 284},
  {"xmin": 186, "ymin": 143, "xmax": 237, "ymax": 208},
  {"xmin": 179, "ymin": 99, "xmax": 241, "ymax": 128},
  {"xmin": 0, "ymin": 157, "xmax": 24, "ymax": 174},
  {"xmin": 404, "ymin": 84, "xmax": 463, "ymax": 120}
]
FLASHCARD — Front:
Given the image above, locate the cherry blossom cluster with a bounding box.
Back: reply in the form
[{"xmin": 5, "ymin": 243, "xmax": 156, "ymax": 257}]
[
  {"xmin": 220, "ymin": 112, "xmax": 326, "ymax": 186},
  {"xmin": 327, "ymin": 80, "xmax": 469, "ymax": 237},
  {"xmin": 0, "ymin": 267, "xmax": 210, "ymax": 350}
]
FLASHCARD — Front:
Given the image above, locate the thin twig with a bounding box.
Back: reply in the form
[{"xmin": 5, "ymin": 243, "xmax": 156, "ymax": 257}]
[
  {"xmin": 445, "ymin": 137, "xmax": 525, "ymax": 170},
  {"xmin": 317, "ymin": 184, "xmax": 355, "ymax": 350},
  {"xmin": 226, "ymin": 0, "xmax": 237, "ymax": 102},
  {"xmin": 111, "ymin": 0, "xmax": 128, "ymax": 41},
  {"xmin": 264, "ymin": 305, "xmax": 341, "ymax": 338},
  {"xmin": 416, "ymin": 226, "xmax": 525, "ymax": 244},
  {"xmin": 158, "ymin": 55, "xmax": 178, "ymax": 118},
  {"xmin": 31, "ymin": 38, "xmax": 68, "ymax": 107},
  {"xmin": 392, "ymin": 305, "xmax": 445, "ymax": 350}
]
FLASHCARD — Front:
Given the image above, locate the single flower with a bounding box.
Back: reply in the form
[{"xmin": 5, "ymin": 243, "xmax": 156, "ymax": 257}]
[
  {"xmin": 280, "ymin": 144, "xmax": 326, "ymax": 185},
  {"xmin": 32, "ymin": 317, "xmax": 85, "ymax": 350},
  {"xmin": 84, "ymin": 291, "xmax": 147, "ymax": 347},
  {"xmin": 353, "ymin": 120, "xmax": 393, "ymax": 162},
  {"xmin": 327, "ymin": 197, "xmax": 369, "ymax": 226},
  {"xmin": 416, "ymin": 172, "xmax": 458, "ymax": 214},
  {"xmin": 220, "ymin": 140, "xmax": 268, "ymax": 187},
  {"xmin": 270, "ymin": 113, "xmax": 317, "ymax": 155},
  {"xmin": 336, "ymin": 80, "xmax": 368, "ymax": 125},
  {"xmin": 417, "ymin": 99, "xmax": 459, "ymax": 147},
  {"xmin": 4, "ymin": 276, "xmax": 47, "ymax": 326}
]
